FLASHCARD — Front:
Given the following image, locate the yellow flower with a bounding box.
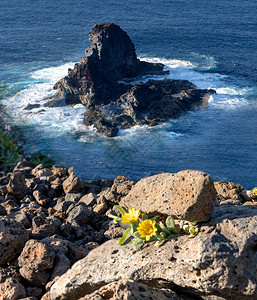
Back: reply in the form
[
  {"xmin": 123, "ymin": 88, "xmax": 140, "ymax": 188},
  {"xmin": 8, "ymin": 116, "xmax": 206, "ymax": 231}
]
[
  {"xmin": 121, "ymin": 208, "xmax": 140, "ymax": 224},
  {"xmin": 252, "ymin": 187, "xmax": 257, "ymax": 196},
  {"xmin": 137, "ymin": 219, "xmax": 157, "ymax": 241}
]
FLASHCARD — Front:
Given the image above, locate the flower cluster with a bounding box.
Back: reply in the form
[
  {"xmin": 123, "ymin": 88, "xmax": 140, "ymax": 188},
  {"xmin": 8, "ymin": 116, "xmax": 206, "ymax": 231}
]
[{"xmin": 108, "ymin": 206, "xmax": 199, "ymax": 250}]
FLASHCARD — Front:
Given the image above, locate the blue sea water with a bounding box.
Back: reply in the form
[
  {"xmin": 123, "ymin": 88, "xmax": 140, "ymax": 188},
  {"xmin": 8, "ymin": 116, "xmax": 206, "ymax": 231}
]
[{"xmin": 0, "ymin": 0, "xmax": 256, "ymax": 188}]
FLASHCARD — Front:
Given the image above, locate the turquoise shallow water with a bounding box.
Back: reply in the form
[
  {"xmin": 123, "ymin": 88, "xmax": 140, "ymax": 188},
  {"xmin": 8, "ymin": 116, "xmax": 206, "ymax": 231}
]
[{"xmin": 0, "ymin": 0, "xmax": 256, "ymax": 188}]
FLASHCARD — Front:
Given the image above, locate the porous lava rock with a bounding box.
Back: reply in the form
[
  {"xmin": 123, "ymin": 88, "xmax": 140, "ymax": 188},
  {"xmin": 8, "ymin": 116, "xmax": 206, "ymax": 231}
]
[
  {"xmin": 79, "ymin": 279, "xmax": 184, "ymax": 300},
  {"xmin": 121, "ymin": 170, "xmax": 216, "ymax": 222},
  {"xmin": 49, "ymin": 205, "xmax": 257, "ymax": 300},
  {"xmin": 0, "ymin": 216, "xmax": 29, "ymax": 265},
  {"xmin": 0, "ymin": 266, "xmax": 26, "ymax": 300},
  {"xmin": 18, "ymin": 240, "xmax": 55, "ymax": 286}
]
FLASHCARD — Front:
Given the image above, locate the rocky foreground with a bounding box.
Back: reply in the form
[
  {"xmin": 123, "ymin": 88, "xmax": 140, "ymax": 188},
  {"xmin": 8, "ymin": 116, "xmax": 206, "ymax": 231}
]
[
  {"xmin": 0, "ymin": 160, "xmax": 256, "ymax": 299},
  {"xmin": 39, "ymin": 23, "xmax": 215, "ymax": 136}
]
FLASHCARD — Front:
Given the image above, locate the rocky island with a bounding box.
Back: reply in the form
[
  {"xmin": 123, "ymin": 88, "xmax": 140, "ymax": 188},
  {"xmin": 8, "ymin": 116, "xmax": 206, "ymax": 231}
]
[{"xmin": 49, "ymin": 23, "xmax": 215, "ymax": 136}]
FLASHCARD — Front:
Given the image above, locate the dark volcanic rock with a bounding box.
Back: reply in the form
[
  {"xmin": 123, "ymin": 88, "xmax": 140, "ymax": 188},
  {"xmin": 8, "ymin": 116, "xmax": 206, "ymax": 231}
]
[
  {"xmin": 53, "ymin": 23, "xmax": 167, "ymax": 108},
  {"xmin": 83, "ymin": 80, "xmax": 215, "ymax": 136},
  {"xmin": 51, "ymin": 22, "xmax": 215, "ymax": 136}
]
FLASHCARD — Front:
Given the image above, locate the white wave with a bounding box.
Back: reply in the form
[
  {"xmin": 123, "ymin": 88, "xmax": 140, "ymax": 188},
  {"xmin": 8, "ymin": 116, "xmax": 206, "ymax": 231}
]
[
  {"xmin": 3, "ymin": 62, "xmax": 85, "ymax": 134},
  {"xmin": 190, "ymin": 53, "xmax": 217, "ymax": 71},
  {"xmin": 3, "ymin": 56, "xmax": 253, "ymax": 143},
  {"xmin": 216, "ymin": 87, "xmax": 255, "ymax": 96},
  {"xmin": 139, "ymin": 56, "xmax": 195, "ymax": 69},
  {"xmin": 140, "ymin": 56, "xmax": 251, "ymax": 110},
  {"xmin": 31, "ymin": 62, "xmax": 75, "ymax": 83}
]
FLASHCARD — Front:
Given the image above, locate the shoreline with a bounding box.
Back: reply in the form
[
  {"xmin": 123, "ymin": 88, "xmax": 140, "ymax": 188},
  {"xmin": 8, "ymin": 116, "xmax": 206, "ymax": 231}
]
[{"xmin": 0, "ymin": 146, "xmax": 256, "ymax": 299}]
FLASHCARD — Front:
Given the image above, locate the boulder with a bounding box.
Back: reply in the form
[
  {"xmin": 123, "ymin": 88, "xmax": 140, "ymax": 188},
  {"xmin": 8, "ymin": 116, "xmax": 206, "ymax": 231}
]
[
  {"xmin": 51, "ymin": 165, "xmax": 68, "ymax": 177},
  {"xmin": 65, "ymin": 192, "xmax": 83, "ymax": 202},
  {"xmin": 93, "ymin": 195, "xmax": 108, "ymax": 214},
  {"xmin": 8, "ymin": 210, "xmax": 30, "ymax": 228},
  {"xmin": 26, "ymin": 286, "xmax": 44, "ymax": 298},
  {"xmin": 51, "ymin": 201, "xmax": 75, "ymax": 220},
  {"xmin": 102, "ymin": 176, "xmax": 135, "ymax": 203},
  {"xmin": 49, "ymin": 205, "xmax": 257, "ymax": 300},
  {"xmin": 18, "ymin": 240, "xmax": 55, "ymax": 286},
  {"xmin": 67, "ymin": 242, "xmax": 90, "ymax": 265},
  {"xmin": 50, "ymin": 251, "xmax": 70, "ymax": 281},
  {"xmin": 63, "ymin": 172, "xmax": 83, "ymax": 194},
  {"xmin": 33, "ymin": 190, "xmax": 50, "ymax": 207},
  {"xmin": 0, "ymin": 266, "xmax": 26, "ymax": 300},
  {"xmin": 121, "ymin": 170, "xmax": 216, "ymax": 222},
  {"xmin": 23, "ymin": 103, "xmax": 41, "ymax": 110},
  {"xmin": 0, "ymin": 204, "xmax": 6, "ymax": 216},
  {"xmin": 1, "ymin": 199, "xmax": 19, "ymax": 215},
  {"xmin": 32, "ymin": 215, "xmax": 60, "ymax": 237},
  {"xmin": 41, "ymin": 237, "xmax": 69, "ymax": 255},
  {"xmin": 31, "ymin": 164, "xmax": 44, "ymax": 177},
  {"xmin": 79, "ymin": 279, "xmax": 184, "ymax": 300},
  {"xmin": 13, "ymin": 160, "xmax": 35, "ymax": 176},
  {"xmin": 66, "ymin": 203, "xmax": 94, "ymax": 226},
  {"xmin": 79, "ymin": 193, "xmax": 96, "ymax": 206},
  {"xmin": 0, "ymin": 216, "xmax": 29, "ymax": 265},
  {"xmin": 7, "ymin": 172, "xmax": 28, "ymax": 198},
  {"xmin": 214, "ymin": 181, "xmax": 244, "ymax": 202}
]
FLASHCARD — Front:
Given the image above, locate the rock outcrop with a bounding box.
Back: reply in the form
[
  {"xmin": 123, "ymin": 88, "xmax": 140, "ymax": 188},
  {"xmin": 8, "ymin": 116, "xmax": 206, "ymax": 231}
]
[
  {"xmin": 49, "ymin": 205, "xmax": 257, "ymax": 300},
  {"xmin": 0, "ymin": 159, "xmax": 256, "ymax": 299},
  {"xmin": 53, "ymin": 23, "xmax": 167, "ymax": 108},
  {"xmin": 79, "ymin": 279, "xmax": 184, "ymax": 300},
  {"xmin": 120, "ymin": 170, "xmax": 216, "ymax": 222},
  {"xmin": 50, "ymin": 23, "xmax": 215, "ymax": 136}
]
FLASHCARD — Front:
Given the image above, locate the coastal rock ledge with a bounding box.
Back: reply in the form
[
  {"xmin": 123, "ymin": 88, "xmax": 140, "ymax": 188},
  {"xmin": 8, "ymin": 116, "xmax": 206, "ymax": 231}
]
[
  {"xmin": 0, "ymin": 160, "xmax": 256, "ymax": 299},
  {"xmin": 50, "ymin": 23, "xmax": 215, "ymax": 136},
  {"xmin": 49, "ymin": 204, "xmax": 257, "ymax": 300}
]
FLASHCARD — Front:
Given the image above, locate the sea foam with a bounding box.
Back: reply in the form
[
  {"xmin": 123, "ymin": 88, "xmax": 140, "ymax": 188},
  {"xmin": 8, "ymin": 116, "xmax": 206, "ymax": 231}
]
[{"xmin": 3, "ymin": 56, "xmax": 251, "ymax": 140}]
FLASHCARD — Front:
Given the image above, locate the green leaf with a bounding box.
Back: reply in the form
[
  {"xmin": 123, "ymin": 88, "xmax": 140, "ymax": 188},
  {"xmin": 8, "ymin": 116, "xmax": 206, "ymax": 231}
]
[
  {"xmin": 166, "ymin": 216, "xmax": 175, "ymax": 229},
  {"xmin": 189, "ymin": 221, "xmax": 198, "ymax": 226},
  {"xmin": 159, "ymin": 222, "xmax": 170, "ymax": 234},
  {"xmin": 118, "ymin": 227, "xmax": 131, "ymax": 245},
  {"xmin": 114, "ymin": 205, "xmax": 126, "ymax": 216},
  {"xmin": 160, "ymin": 232, "xmax": 167, "ymax": 239},
  {"xmin": 133, "ymin": 238, "xmax": 144, "ymax": 251},
  {"xmin": 108, "ymin": 214, "xmax": 119, "ymax": 219},
  {"xmin": 155, "ymin": 240, "xmax": 165, "ymax": 247},
  {"xmin": 156, "ymin": 232, "xmax": 163, "ymax": 239},
  {"xmin": 133, "ymin": 231, "xmax": 141, "ymax": 239},
  {"xmin": 189, "ymin": 226, "xmax": 199, "ymax": 237},
  {"xmin": 131, "ymin": 222, "xmax": 139, "ymax": 234},
  {"xmin": 142, "ymin": 213, "xmax": 148, "ymax": 221}
]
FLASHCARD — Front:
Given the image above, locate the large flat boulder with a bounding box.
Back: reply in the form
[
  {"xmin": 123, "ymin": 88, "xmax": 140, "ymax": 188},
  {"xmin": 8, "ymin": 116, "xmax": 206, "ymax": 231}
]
[
  {"xmin": 121, "ymin": 170, "xmax": 216, "ymax": 222},
  {"xmin": 49, "ymin": 205, "xmax": 257, "ymax": 300}
]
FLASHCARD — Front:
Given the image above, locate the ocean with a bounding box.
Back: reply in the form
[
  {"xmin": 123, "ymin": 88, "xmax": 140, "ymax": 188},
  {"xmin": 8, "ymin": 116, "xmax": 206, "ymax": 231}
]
[{"xmin": 0, "ymin": 0, "xmax": 256, "ymax": 188}]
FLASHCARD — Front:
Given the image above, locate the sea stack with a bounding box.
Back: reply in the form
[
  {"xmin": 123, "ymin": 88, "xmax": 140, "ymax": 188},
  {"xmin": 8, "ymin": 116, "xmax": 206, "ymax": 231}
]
[
  {"xmin": 53, "ymin": 23, "xmax": 167, "ymax": 107},
  {"xmin": 52, "ymin": 23, "xmax": 215, "ymax": 136}
]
